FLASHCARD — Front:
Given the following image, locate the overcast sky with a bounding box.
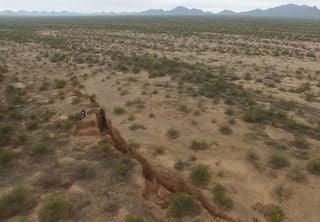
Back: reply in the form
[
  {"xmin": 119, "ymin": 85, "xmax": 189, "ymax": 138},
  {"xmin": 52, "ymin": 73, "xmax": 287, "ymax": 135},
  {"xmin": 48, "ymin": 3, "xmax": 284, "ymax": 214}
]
[{"xmin": 1, "ymin": 0, "xmax": 319, "ymax": 13}]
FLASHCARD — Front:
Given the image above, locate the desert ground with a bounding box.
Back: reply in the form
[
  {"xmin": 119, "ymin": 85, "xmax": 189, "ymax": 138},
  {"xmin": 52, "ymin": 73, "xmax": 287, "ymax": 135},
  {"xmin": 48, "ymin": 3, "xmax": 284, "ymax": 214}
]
[{"xmin": 0, "ymin": 17, "xmax": 320, "ymax": 222}]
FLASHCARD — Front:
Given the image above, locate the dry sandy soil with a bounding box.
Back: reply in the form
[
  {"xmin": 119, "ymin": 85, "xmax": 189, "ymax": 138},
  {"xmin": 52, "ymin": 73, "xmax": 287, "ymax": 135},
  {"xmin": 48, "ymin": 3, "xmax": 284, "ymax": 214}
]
[{"xmin": 0, "ymin": 17, "xmax": 320, "ymax": 222}]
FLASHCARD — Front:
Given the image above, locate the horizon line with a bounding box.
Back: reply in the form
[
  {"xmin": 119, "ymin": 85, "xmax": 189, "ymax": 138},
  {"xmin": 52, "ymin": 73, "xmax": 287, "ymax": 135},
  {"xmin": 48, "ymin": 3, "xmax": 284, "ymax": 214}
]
[{"xmin": 0, "ymin": 3, "xmax": 319, "ymax": 14}]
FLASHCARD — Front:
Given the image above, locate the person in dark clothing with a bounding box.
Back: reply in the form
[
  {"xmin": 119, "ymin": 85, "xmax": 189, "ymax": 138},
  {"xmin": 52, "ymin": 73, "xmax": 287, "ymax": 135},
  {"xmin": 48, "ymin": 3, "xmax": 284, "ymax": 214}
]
[{"xmin": 80, "ymin": 110, "xmax": 86, "ymax": 120}]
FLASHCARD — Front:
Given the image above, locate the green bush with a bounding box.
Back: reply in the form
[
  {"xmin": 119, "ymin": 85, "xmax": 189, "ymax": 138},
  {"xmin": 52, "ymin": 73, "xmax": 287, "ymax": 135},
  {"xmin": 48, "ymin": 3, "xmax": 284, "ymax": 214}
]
[
  {"xmin": 262, "ymin": 205, "xmax": 284, "ymax": 222},
  {"xmin": 0, "ymin": 185, "xmax": 36, "ymax": 219},
  {"xmin": 39, "ymin": 194, "xmax": 73, "ymax": 222},
  {"xmin": 191, "ymin": 164, "xmax": 210, "ymax": 185},
  {"xmin": 54, "ymin": 80, "xmax": 66, "ymax": 89},
  {"xmin": 125, "ymin": 214, "xmax": 144, "ymax": 222},
  {"xmin": 32, "ymin": 141, "xmax": 50, "ymax": 155},
  {"xmin": 212, "ymin": 184, "xmax": 233, "ymax": 210},
  {"xmin": 153, "ymin": 145, "xmax": 165, "ymax": 155},
  {"xmin": 12, "ymin": 95, "xmax": 25, "ymax": 105},
  {"xmin": 166, "ymin": 128, "xmax": 180, "ymax": 139},
  {"xmin": 307, "ymin": 159, "xmax": 320, "ymax": 175},
  {"xmin": 0, "ymin": 73, "xmax": 4, "ymax": 82},
  {"xmin": 113, "ymin": 106, "xmax": 125, "ymax": 115},
  {"xmin": 15, "ymin": 133, "xmax": 28, "ymax": 144},
  {"xmin": 114, "ymin": 156, "xmax": 133, "ymax": 177},
  {"xmin": 26, "ymin": 120, "xmax": 38, "ymax": 130},
  {"xmin": 68, "ymin": 113, "xmax": 80, "ymax": 122},
  {"xmin": 189, "ymin": 140, "xmax": 209, "ymax": 150},
  {"xmin": 0, "ymin": 149, "xmax": 13, "ymax": 167},
  {"xmin": 0, "ymin": 123, "xmax": 13, "ymax": 134},
  {"xmin": 169, "ymin": 192, "xmax": 195, "ymax": 217},
  {"xmin": 270, "ymin": 152, "xmax": 290, "ymax": 169},
  {"xmin": 9, "ymin": 110, "xmax": 24, "ymax": 120}
]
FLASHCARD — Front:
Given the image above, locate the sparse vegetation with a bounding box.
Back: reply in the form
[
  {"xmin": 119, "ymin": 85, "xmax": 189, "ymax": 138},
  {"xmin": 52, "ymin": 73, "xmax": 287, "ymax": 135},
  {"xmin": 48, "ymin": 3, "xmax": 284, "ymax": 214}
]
[
  {"xmin": 219, "ymin": 124, "xmax": 232, "ymax": 135},
  {"xmin": 189, "ymin": 140, "xmax": 209, "ymax": 151},
  {"xmin": 246, "ymin": 149, "xmax": 261, "ymax": 169},
  {"xmin": 191, "ymin": 164, "xmax": 210, "ymax": 185},
  {"xmin": 32, "ymin": 141, "xmax": 50, "ymax": 155},
  {"xmin": 113, "ymin": 106, "xmax": 125, "ymax": 115},
  {"xmin": 270, "ymin": 152, "xmax": 290, "ymax": 169},
  {"xmin": 307, "ymin": 159, "xmax": 320, "ymax": 175},
  {"xmin": 125, "ymin": 214, "xmax": 144, "ymax": 222},
  {"xmin": 0, "ymin": 185, "xmax": 36, "ymax": 219},
  {"xmin": 166, "ymin": 128, "xmax": 180, "ymax": 139},
  {"xmin": 212, "ymin": 184, "xmax": 233, "ymax": 210},
  {"xmin": 39, "ymin": 194, "xmax": 73, "ymax": 222},
  {"xmin": 169, "ymin": 192, "xmax": 196, "ymax": 217}
]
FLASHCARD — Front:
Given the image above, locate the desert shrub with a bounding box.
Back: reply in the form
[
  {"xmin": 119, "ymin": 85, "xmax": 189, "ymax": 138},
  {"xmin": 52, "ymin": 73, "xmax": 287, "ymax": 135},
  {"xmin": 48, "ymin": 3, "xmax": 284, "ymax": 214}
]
[
  {"xmin": 270, "ymin": 152, "xmax": 290, "ymax": 169},
  {"xmin": 166, "ymin": 128, "xmax": 180, "ymax": 139},
  {"xmin": 54, "ymin": 79, "xmax": 66, "ymax": 89},
  {"xmin": 0, "ymin": 185, "xmax": 36, "ymax": 219},
  {"xmin": 219, "ymin": 124, "xmax": 232, "ymax": 135},
  {"xmin": 126, "ymin": 98, "xmax": 145, "ymax": 109},
  {"xmin": 71, "ymin": 161, "xmax": 96, "ymax": 180},
  {"xmin": 224, "ymin": 108, "xmax": 235, "ymax": 116},
  {"xmin": 189, "ymin": 140, "xmax": 209, "ymax": 150},
  {"xmin": 149, "ymin": 113, "xmax": 155, "ymax": 118},
  {"xmin": 113, "ymin": 106, "xmax": 125, "ymax": 115},
  {"xmin": 68, "ymin": 113, "xmax": 80, "ymax": 122},
  {"xmin": 39, "ymin": 194, "xmax": 73, "ymax": 222},
  {"xmin": 114, "ymin": 156, "xmax": 133, "ymax": 177},
  {"xmin": 174, "ymin": 160, "xmax": 187, "ymax": 171},
  {"xmin": 0, "ymin": 149, "xmax": 13, "ymax": 167},
  {"xmin": 178, "ymin": 105, "xmax": 190, "ymax": 114},
  {"xmin": 15, "ymin": 133, "xmax": 28, "ymax": 144},
  {"xmin": 32, "ymin": 141, "xmax": 50, "ymax": 155},
  {"xmin": 12, "ymin": 95, "xmax": 24, "ymax": 105},
  {"xmin": 0, "ymin": 73, "xmax": 4, "ymax": 82},
  {"xmin": 169, "ymin": 192, "xmax": 195, "ymax": 217},
  {"xmin": 153, "ymin": 145, "xmax": 165, "ymax": 155},
  {"xmin": 307, "ymin": 159, "xmax": 320, "ymax": 175},
  {"xmin": 246, "ymin": 149, "xmax": 261, "ymax": 169},
  {"xmin": 274, "ymin": 184, "xmax": 292, "ymax": 201},
  {"xmin": 71, "ymin": 97, "xmax": 80, "ymax": 105},
  {"xmin": 293, "ymin": 134, "xmax": 309, "ymax": 149},
  {"xmin": 9, "ymin": 110, "xmax": 23, "ymax": 120},
  {"xmin": 26, "ymin": 119, "xmax": 38, "ymax": 130},
  {"xmin": 125, "ymin": 214, "xmax": 144, "ymax": 222},
  {"xmin": 244, "ymin": 107, "xmax": 269, "ymax": 123},
  {"xmin": 129, "ymin": 123, "xmax": 146, "ymax": 131},
  {"xmin": 0, "ymin": 123, "xmax": 13, "ymax": 134},
  {"xmin": 0, "ymin": 133, "xmax": 11, "ymax": 146},
  {"xmin": 287, "ymin": 167, "xmax": 306, "ymax": 182},
  {"xmin": 259, "ymin": 204, "xmax": 284, "ymax": 222},
  {"xmin": 244, "ymin": 107, "xmax": 310, "ymax": 135},
  {"xmin": 5, "ymin": 85, "xmax": 16, "ymax": 95},
  {"xmin": 99, "ymin": 143, "xmax": 111, "ymax": 153},
  {"xmin": 212, "ymin": 184, "xmax": 233, "ymax": 210},
  {"xmin": 191, "ymin": 164, "xmax": 210, "ymax": 185},
  {"xmin": 265, "ymin": 139, "xmax": 288, "ymax": 150},
  {"xmin": 50, "ymin": 52, "xmax": 66, "ymax": 63}
]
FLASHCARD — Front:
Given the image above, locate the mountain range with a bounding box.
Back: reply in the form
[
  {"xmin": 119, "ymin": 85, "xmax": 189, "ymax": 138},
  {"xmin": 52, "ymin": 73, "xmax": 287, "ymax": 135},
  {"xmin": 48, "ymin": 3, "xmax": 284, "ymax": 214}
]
[{"xmin": 0, "ymin": 4, "xmax": 320, "ymax": 18}]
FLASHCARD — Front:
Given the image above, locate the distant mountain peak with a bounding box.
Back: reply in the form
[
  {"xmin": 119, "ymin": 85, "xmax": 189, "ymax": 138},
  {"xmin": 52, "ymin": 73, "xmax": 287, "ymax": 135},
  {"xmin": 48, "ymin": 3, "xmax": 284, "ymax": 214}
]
[{"xmin": 0, "ymin": 4, "xmax": 319, "ymax": 18}]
